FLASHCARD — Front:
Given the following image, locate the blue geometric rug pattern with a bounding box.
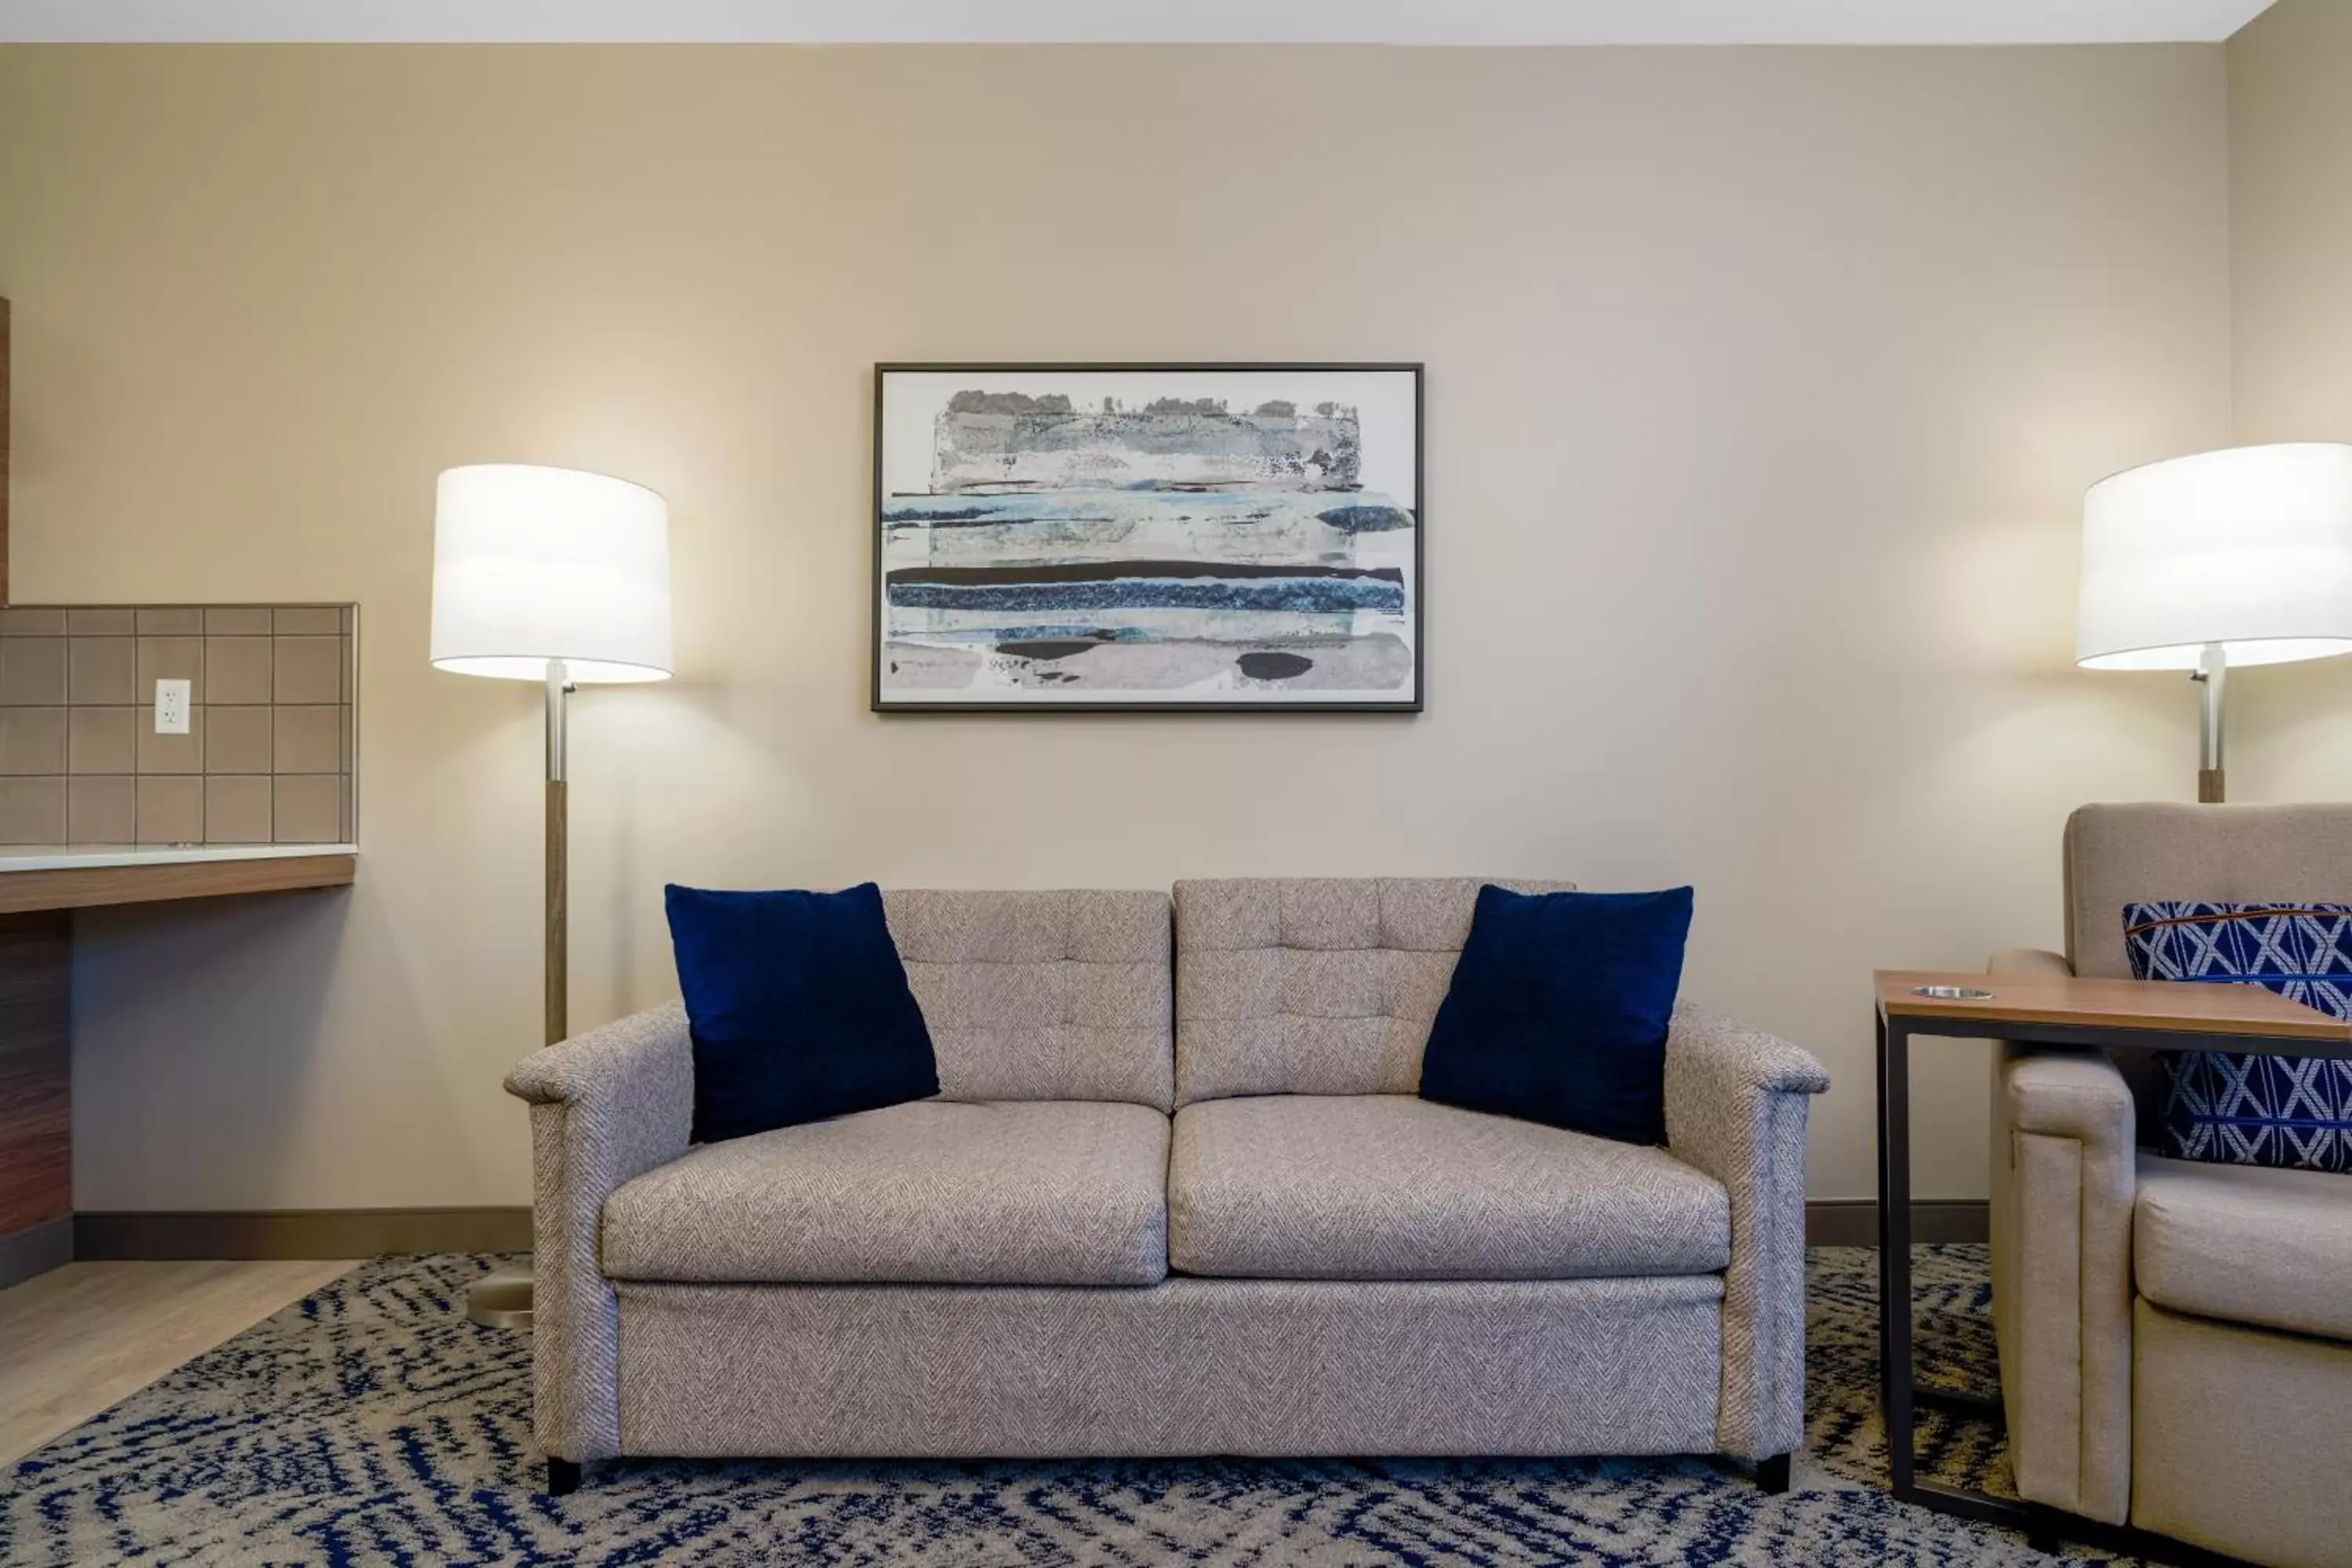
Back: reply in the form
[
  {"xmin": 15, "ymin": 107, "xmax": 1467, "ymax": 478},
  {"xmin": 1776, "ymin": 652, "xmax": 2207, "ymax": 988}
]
[{"xmin": 1, "ymin": 1247, "xmax": 2144, "ymax": 1566}]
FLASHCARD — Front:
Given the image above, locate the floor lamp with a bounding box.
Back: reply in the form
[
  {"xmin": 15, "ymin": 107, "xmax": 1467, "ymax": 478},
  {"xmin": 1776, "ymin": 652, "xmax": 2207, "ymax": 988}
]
[
  {"xmin": 2078, "ymin": 442, "xmax": 2352, "ymax": 802},
  {"xmin": 429, "ymin": 464, "xmax": 673, "ymax": 1327}
]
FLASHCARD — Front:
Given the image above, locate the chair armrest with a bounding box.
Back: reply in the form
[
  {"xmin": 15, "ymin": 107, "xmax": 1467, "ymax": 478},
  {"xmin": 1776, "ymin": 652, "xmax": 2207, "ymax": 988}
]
[
  {"xmin": 1985, "ymin": 944, "xmax": 2136, "ymax": 1525},
  {"xmin": 1663, "ymin": 1003, "xmax": 1828, "ymax": 1459},
  {"xmin": 503, "ymin": 1001, "xmax": 695, "ymax": 1462},
  {"xmin": 1990, "ymin": 946, "xmax": 2072, "ymax": 980}
]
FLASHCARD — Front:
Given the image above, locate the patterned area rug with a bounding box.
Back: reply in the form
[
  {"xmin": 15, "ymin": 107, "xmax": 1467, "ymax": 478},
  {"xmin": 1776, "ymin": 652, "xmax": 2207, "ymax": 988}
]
[{"xmin": 1, "ymin": 1246, "xmax": 2140, "ymax": 1566}]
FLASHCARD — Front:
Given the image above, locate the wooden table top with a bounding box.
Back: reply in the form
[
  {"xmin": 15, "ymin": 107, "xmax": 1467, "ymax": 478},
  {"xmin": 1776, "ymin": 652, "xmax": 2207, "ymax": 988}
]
[{"xmin": 1875, "ymin": 968, "xmax": 2349, "ymax": 1041}]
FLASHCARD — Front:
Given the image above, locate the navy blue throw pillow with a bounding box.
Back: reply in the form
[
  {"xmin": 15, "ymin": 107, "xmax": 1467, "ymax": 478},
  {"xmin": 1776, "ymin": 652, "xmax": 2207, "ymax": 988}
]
[
  {"xmin": 665, "ymin": 882, "xmax": 938, "ymax": 1143},
  {"xmin": 1419, "ymin": 884, "xmax": 1693, "ymax": 1145},
  {"xmin": 2124, "ymin": 901, "xmax": 2352, "ymax": 1173}
]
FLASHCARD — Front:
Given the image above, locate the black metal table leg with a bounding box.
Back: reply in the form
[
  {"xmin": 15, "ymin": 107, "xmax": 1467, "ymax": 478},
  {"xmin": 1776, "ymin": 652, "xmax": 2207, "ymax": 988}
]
[
  {"xmin": 1868, "ymin": 998, "xmax": 2280, "ymax": 1568},
  {"xmin": 1875, "ymin": 1013, "xmax": 1915, "ymax": 1497}
]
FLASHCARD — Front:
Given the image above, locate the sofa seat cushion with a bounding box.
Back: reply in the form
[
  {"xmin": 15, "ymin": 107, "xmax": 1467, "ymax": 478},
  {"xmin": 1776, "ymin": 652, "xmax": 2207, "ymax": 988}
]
[
  {"xmin": 2135, "ymin": 1152, "xmax": 2352, "ymax": 1342},
  {"xmin": 602, "ymin": 1100, "xmax": 1171, "ymax": 1286},
  {"xmin": 1167, "ymin": 1094, "xmax": 1730, "ymax": 1281}
]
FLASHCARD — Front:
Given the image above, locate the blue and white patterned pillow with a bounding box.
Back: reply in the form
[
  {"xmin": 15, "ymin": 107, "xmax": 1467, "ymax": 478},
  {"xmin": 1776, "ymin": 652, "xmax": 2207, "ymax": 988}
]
[{"xmin": 2123, "ymin": 901, "xmax": 2352, "ymax": 1174}]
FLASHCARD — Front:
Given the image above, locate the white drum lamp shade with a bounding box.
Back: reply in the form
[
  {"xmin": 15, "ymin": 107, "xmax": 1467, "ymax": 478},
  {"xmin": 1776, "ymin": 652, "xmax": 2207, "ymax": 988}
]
[
  {"xmin": 2078, "ymin": 442, "xmax": 2352, "ymax": 672},
  {"xmin": 430, "ymin": 464, "xmax": 673, "ymax": 684}
]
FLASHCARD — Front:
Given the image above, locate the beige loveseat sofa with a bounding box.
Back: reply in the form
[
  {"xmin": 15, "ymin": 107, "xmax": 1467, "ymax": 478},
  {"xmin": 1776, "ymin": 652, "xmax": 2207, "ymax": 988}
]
[
  {"xmin": 506, "ymin": 877, "xmax": 1828, "ymax": 1494},
  {"xmin": 1989, "ymin": 805, "xmax": 2352, "ymax": 1568}
]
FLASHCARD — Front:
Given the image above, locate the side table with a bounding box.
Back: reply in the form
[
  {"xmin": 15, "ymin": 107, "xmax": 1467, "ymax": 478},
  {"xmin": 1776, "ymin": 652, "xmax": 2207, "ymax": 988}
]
[{"xmin": 1872, "ymin": 969, "xmax": 2351, "ymax": 1568}]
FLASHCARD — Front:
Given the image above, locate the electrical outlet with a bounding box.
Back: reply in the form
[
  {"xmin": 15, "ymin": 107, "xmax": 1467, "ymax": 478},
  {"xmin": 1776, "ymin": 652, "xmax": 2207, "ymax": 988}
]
[{"xmin": 154, "ymin": 678, "xmax": 191, "ymax": 735}]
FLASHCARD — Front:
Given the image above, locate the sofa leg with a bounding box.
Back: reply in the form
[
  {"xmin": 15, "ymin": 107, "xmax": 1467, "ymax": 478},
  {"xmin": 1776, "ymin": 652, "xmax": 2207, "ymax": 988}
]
[
  {"xmin": 546, "ymin": 1457, "xmax": 583, "ymax": 1497},
  {"xmin": 1755, "ymin": 1453, "xmax": 1791, "ymax": 1495}
]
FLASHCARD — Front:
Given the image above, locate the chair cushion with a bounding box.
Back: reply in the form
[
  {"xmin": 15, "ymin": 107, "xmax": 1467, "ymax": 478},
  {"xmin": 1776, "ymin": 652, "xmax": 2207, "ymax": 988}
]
[
  {"xmin": 2124, "ymin": 900, "xmax": 2352, "ymax": 1173},
  {"xmin": 1167, "ymin": 1094, "xmax": 1729, "ymax": 1281},
  {"xmin": 665, "ymin": 881, "xmax": 938, "ymax": 1142},
  {"xmin": 1419, "ymin": 884, "xmax": 1692, "ymax": 1145},
  {"xmin": 2135, "ymin": 1152, "xmax": 2352, "ymax": 1342},
  {"xmin": 602, "ymin": 1100, "xmax": 1170, "ymax": 1286}
]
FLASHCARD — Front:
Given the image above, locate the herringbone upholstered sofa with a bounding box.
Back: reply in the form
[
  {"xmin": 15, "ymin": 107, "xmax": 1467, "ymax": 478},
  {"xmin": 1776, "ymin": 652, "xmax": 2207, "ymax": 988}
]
[{"xmin": 505, "ymin": 877, "xmax": 1830, "ymax": 1494}]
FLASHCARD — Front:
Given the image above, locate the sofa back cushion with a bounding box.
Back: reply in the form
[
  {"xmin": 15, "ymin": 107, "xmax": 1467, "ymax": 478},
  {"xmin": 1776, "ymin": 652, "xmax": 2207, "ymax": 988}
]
[
  {"xmin": 1173, "ymin": 877, "xmax": 1575, "ymax": 1105},
  {"xmin": 882, "ymin": 888, "xmax": 1174, "ymax": 1111}
]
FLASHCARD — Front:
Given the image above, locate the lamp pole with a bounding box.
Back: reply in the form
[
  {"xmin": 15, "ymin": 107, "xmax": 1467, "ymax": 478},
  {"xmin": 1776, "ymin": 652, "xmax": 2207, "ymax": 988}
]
[
  {"xmin": 2192, "ymin": 641, "xmax": 2227, "ymax": 805},
  {"xmin": 545, "ymin": 659, "xmax": 570, "ymax": 1046}
]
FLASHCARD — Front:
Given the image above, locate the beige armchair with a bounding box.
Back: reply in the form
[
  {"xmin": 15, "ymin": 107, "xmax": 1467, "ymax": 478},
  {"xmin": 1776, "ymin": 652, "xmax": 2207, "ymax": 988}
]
[{"xmin": 1990, "ymin": 804, "xmax": 2352, "ymax": 1568}]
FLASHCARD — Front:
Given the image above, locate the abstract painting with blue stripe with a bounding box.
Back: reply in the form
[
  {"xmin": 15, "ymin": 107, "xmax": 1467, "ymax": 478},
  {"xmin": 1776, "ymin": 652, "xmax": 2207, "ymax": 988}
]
[{"xmin": 875, "ymin": 365, "xmax": 1421, "ymax": 708}]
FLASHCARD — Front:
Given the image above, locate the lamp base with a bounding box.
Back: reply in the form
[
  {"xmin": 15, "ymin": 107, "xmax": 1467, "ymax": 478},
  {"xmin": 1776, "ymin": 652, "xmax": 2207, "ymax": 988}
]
[{"xmin": 465, "ymin": 1266, "xmax": 535, "ymax": 1329}]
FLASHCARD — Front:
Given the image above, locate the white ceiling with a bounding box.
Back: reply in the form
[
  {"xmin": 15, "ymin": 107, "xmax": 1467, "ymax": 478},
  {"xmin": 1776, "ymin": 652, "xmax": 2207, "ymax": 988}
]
[{"xmin": 0, "ymin": 0, "xmax": 2284, "ymax": 46}]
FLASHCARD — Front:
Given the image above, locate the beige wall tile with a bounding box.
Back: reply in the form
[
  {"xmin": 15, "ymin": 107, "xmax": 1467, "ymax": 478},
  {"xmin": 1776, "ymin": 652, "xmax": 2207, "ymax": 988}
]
[
  {"xmin": 0, "ymin": 638, "xmax": 67, "ymax": 706},
  {"xmin": 0, "ymin": 777, "xmax": 66, "ymax": 844},
  {"xmin": 67, "ymin": 707, "xmax": 136, "ymax": 775},
  {"xmin": 67, "ymin": 608, "xmax": 133, "ymax": 636},
  {"xmin": 204, "ymin": 637, "xmax": 270, "ymax": 704},
  {"xmin": 273, "ymin": 607, "xmax": 341, "ymax": 634},
  {"xmin": 271, "ymin": 775, "xmax": 340, "ymax": 844},
  {"xmin": 135, "ymin": 706, "xmax": 204, "ymax": 774},
  {"xmin": 0, "ymin": 709, "xmax": 66, "ymax": 775},
  {"xmin": 205, "ymin": 608, "xmax": 272, "ymax": 635},
  {"xmin": 0, "ymin": 609, "xmax": 66, "ymax": 637},
  {"xmin": 69, "ymin": 637, "xmax": 135, "ymax": 705},
  {"xmin": 136, "ymin": 776, "xmax": 202, "ymax": 845},
  {"xmin": 134, "ymin": 608, "xmax": 203, "ymax": 635},
  {"xmin": 204, "ymin": 775, "xmax": 270, "ymax": 844},
  {"xmin": 67, "ymin": 776, "xmax": 136, "ymax": 842},
  {"xmin": 205, "ymin": 706, "xmax": 272, "ymax": 774},
  {"xmin": 273, "ymin": 637, "xmax": 341, "ymax": 703},
  {"xmin": 134, "ymin": 637, "xmax": 205, "ymax": 705},
  {"xmin": 272, "ymin": 706, "xmax": 340, "ymax": 773}
]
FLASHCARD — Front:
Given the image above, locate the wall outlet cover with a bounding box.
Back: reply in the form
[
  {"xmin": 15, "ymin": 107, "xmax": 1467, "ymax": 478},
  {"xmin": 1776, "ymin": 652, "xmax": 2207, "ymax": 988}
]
[{"xmin": 154, "ymin": 678, "xmax": 191, "ymax": 734}]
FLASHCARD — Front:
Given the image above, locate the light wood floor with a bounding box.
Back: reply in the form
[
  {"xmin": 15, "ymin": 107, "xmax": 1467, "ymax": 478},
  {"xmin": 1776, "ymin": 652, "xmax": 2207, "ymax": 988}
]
[{"xmin": 0, "ymin": 1259, "xmax": 356, "ymax": 1465}]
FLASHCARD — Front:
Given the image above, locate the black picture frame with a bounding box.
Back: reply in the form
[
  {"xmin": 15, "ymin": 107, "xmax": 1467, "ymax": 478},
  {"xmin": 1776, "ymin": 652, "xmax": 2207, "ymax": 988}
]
[{"xmin": 872, "ymin": 361, "xmax": 1425, "ymax": 714}]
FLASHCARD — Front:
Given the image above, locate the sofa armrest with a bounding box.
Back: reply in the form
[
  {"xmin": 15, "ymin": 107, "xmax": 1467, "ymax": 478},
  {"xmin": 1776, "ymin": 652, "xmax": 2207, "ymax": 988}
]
[
  {"xmin": 1663, "ymin": 1003, "xmax": 1828, "ymax": 1459},
  {"xmin": 503, "ymin": 1000, "xmax": 695, "ymax": 1463},
  {"xmin": 1984, "ymin": 947, "xmax": 2136, "ymax": 1526}
]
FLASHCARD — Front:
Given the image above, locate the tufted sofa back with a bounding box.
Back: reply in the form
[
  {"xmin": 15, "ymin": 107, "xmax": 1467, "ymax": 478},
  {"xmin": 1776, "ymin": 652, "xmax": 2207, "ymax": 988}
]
[
  {"xmin": 882, "ymin": 889, "xmax": 1174, "ymax": 1112},
  {"xmin": 1172, "ymin": 877, "xmax": 1575, "ymax": 1105}
]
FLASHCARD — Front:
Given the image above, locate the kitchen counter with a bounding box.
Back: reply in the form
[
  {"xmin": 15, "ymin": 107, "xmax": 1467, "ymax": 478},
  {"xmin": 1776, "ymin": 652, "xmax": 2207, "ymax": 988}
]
[
  {"xmin": 0, "ymin": 843, "xmax": 358, "ymax": 873},
  {"xmin": 0, "ymin": 844, "xmax": 355, "ymax": 916},
  {"xmin": 0, "ymin": 840, "xmax": 358, "ymax": 1287}
]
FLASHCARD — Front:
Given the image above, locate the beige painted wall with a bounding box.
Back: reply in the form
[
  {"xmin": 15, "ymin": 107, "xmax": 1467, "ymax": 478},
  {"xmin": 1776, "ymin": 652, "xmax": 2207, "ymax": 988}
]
[
  {"xmin": 0, "ymin": 45, "xmax": 2229, "ymax": 1210},
  {"xmin": 2229, "ymin": 0, "xmax": 2352, "ymax": 799}
]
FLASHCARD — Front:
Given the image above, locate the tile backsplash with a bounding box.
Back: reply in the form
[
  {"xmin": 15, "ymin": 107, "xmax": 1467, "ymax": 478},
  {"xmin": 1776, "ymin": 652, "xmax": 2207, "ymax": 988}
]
[{"xmin": 0, "ymin": 605, "xmax": 355, "ymax": 846}]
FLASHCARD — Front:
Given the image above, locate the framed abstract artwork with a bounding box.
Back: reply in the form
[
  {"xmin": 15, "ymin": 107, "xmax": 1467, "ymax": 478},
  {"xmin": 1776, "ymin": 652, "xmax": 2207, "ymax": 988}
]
[{"xmin": 873, "ymin": 363, "xmax": 1422, "ymax": 711}]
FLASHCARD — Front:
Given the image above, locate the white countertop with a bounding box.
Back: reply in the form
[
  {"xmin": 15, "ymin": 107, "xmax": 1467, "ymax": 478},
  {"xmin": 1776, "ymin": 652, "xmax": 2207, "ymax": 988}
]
[{"xmin": 0, "ymin": 843, "xmax": 358, "ymax": 873}]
